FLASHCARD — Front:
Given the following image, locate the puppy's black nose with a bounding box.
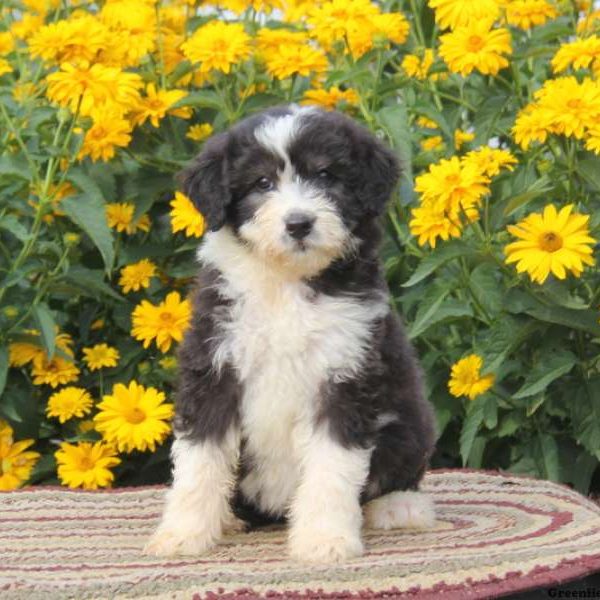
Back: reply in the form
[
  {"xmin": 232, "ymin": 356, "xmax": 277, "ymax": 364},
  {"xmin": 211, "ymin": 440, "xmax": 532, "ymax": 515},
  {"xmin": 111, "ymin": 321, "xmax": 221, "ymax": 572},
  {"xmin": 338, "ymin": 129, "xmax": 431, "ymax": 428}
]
[{"xmin": 285, "ymin": 212, "xmax": 315, "ymax": 240}]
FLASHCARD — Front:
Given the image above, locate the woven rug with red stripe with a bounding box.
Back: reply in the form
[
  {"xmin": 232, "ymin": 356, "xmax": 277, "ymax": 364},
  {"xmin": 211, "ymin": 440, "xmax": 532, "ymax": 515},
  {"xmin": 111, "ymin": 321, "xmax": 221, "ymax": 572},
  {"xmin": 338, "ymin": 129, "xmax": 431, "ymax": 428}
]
[{"xmin": 1, "ymin": 469, "xmax": 599, "ymax": 599}]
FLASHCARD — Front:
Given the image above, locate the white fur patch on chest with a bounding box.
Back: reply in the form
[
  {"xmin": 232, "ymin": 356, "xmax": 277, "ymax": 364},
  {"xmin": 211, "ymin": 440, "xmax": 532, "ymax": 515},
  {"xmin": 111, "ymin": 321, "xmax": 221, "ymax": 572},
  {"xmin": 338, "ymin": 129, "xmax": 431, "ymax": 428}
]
[{"xmin": 199, "ymin": 231, "xmax": 388, "ymax": 515}]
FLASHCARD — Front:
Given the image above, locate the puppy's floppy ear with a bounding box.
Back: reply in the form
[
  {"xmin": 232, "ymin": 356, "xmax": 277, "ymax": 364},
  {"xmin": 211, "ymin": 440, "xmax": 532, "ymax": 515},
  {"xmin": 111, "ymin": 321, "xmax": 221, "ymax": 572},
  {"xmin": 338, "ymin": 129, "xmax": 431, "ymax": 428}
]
[
  {"xmin": 178, "ymin": 133, "xmax": 231, "ymax": 232},
  {"xmin": 355, "ymin": 134, "xmax": 401, "ymax": 217}
]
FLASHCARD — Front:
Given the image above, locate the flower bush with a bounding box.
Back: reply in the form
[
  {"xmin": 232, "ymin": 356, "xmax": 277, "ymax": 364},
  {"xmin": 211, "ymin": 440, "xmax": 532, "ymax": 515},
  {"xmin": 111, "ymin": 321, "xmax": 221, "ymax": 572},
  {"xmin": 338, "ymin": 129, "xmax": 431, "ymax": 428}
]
[{"xmin": 1, "ymin": 0, "xmax": 599, "ymax": 493}]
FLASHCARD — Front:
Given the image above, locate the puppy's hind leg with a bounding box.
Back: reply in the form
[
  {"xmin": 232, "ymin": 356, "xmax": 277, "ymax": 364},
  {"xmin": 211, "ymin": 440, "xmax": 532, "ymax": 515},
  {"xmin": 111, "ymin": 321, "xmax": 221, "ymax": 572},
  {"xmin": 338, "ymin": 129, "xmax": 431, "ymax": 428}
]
[
  {"xmin": 144, "ymin": 428, "xmax": 240, "ymax": 556},
  {"xmin": 363, "ymin": 490, "xmax": 435, "ymax": 531}
]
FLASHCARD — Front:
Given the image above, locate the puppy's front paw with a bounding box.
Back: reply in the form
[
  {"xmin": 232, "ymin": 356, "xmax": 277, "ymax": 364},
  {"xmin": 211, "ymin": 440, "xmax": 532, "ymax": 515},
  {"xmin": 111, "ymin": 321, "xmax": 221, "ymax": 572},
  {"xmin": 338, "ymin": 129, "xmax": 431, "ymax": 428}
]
[
  {"xmin": 289, "ymin": 528, "xmax": 364, "ymax": 563},
  {"xmin": 144, "ymin": 527, "xmax": 218, "ymax": 557}
]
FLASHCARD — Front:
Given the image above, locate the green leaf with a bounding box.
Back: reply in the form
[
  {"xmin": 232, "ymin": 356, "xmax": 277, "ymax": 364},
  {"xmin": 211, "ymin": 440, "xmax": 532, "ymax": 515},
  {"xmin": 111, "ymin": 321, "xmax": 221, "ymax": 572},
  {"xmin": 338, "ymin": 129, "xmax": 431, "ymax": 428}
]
[
  {"xmin": 0, "ymin": 154, "xmax": 31, "ymax": 181},
  {"xmin": 469, "ymin": 262, "xmax": 503, "ymax": 317},
  {"xmin": 578, "ymin": 156, "xmax": 600, "ymax": 191},
  {"xmin": 534, "ymin": 433, "xmax": 560, "ymax": 482},
  {"xmin": 572, "ymin": 380, "xmax": 600, "ymax": 460},
  {"xmin": 505, "ymin": 289, "xmax": 600, "ymax": 336},
  {"xmin": 571, "ymin": 451, "xmax": 598, "ymax": 494},
  {"xmin": 174, "ymin": 90, "xmax": 222, "ymax": 110},
  {"xmin": 32, "ymin": 302, "xmax": 56, "ymax": 358},
  {"xmin": 526, "ymin": 393, "xmax": 546, "ymax": 416},
  {"xmin": 63, "ymin": 266, "xmax": 125, "ymax": 302},
  {"xmin": 66, "ymin": 167, "xmax": 106, "ymax": 204},
  {"xmin": 483, "ymin": 395, "xmax": 498, "ymax": 429},
  {"xmin": 377, "ymin": 103, "xmax": 414, "ymax": 205},
  {"xmin": 503, "ymin": 175, "xmax": 553, "ymax": 217},
  {"xmin": 0, "ymin": 345, "xmax": 8, "ymax": 398},
  {"xmin": 467, "ymin": 436, "xmax": 487, "ymax": 469},
  {"xmin": 408, "ymin": 297, "xmax": 473, "ymax": 339},
  {"xmin": 513, "ymin": 349, "xmax": 576, "ymax": 399},
  {"xmin": 460, "ymin": 400, "xmax": 485, "ymax": 465},
  {"xmin": 403, "ymin": 241, "xmax": 473, "ymax": 287},
  {"xmin": 62, "ymin": 193, "xmax": 114, "ymax": 272},
  {"xmin": 497, "ymin": 413, "xmax": 521, "ymax": 437}
]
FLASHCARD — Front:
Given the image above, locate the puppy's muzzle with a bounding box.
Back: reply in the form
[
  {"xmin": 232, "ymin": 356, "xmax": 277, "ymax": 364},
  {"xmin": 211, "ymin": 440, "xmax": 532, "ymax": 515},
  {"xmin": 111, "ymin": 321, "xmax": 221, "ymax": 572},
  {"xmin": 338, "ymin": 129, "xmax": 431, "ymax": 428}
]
[{"xmin": 285, "ymin": 212, "xmax": 316, "ymax": 241}]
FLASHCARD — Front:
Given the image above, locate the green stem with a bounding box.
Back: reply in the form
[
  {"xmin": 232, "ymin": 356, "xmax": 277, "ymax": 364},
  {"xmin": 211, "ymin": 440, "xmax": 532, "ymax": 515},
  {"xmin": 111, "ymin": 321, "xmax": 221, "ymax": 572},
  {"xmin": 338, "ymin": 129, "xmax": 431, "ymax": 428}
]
[{"xmin": 0, "ymin": 101, "xmax": 42, "ymax": 187}]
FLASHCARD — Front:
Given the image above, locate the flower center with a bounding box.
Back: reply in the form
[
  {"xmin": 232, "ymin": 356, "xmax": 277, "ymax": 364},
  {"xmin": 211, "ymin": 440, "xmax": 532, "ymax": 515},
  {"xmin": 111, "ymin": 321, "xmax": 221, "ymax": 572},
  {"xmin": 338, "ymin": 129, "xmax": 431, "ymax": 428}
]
[
  {"xmin": 159, "ymin": 311, "xmax": 174, "ymax": 326},
  {"xmin": 446, "ymin": 173, "xmax": 461, "ymax": 186},
  {"xmin": 567, "ymin": 98, "xmax": 582, "ymax": 109},
  {"xmin": 126, "ymin": 407, "xmax": 146, "ymax": 424},
  {"xmin": 79, "ymin": 456, "xmax": 94, "ymax": 470},
  {"xmin": 467, "ymin": 35, "xmax": 484, "ymax": 52},
  {"xmin": 539, "ymin": 231, "xmax": 563, "ymax": 252}
]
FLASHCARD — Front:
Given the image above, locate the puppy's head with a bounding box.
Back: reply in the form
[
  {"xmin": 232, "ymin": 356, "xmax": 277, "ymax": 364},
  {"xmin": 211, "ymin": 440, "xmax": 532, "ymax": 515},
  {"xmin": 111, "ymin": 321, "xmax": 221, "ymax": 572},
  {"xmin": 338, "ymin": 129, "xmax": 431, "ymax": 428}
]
[{"xmin": 180, "ymin": 106, "xmax": 399, "ymax": 277}]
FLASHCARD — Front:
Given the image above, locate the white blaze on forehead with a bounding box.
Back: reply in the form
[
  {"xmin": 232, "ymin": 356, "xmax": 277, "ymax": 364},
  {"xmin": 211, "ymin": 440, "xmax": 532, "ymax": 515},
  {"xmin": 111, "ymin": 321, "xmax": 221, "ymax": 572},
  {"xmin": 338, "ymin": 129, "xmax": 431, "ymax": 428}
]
[{"xmin": 253, "ymin": 106, "xmax": 314, "ymax": 162}]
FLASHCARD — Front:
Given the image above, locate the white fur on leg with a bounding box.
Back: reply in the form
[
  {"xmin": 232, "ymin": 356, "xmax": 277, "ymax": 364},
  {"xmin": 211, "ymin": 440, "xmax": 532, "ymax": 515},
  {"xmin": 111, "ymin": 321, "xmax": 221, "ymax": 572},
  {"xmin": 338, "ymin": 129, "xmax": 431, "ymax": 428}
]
[
  {"xmin": 363, "ymin": 491, "xmax": 435, "ymax": 531},
  {"xmin": 288, "ymin": 427, "xmax": 372, "ymax": 563},
  {"xmin": 144, "ymin": 429, "xmax": 240, "ymax": 556}
]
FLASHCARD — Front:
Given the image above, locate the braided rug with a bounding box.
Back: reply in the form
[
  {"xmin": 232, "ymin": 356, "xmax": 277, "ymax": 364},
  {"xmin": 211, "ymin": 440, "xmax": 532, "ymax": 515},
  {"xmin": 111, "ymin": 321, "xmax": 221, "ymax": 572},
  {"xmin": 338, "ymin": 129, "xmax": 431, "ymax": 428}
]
[{"xmin": 1, "ymin": 469, "xmax": 599, "ymax": 599}]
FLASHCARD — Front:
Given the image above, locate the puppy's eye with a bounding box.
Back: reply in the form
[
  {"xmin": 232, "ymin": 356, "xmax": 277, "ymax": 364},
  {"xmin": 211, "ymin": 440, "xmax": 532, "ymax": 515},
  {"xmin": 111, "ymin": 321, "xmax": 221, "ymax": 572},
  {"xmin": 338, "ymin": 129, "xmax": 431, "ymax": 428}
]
[
  {"xmin": 255, "ymin": 177, "xmax": 274, "ymax": 192},
  {"xmin": 317, "ymin": 169, "xmax": 334, "ymax": 181}
]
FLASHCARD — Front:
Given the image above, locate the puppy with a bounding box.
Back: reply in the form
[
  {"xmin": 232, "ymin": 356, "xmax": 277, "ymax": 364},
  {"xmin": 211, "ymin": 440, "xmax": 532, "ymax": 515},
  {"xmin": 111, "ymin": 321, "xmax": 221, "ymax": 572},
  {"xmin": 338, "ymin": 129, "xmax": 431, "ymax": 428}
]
[{"xmin": 145, "ymin": 105, "xmax": 437, "ymax": 563}]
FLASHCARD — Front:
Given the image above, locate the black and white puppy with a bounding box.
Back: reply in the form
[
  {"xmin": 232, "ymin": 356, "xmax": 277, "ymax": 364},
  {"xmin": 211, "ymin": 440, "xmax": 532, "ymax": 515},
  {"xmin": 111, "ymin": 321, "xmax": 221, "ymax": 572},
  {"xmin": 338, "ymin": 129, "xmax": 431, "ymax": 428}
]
[{"xmin": 145, "ymin": 105, "xmax": 437, "ymax": 563}]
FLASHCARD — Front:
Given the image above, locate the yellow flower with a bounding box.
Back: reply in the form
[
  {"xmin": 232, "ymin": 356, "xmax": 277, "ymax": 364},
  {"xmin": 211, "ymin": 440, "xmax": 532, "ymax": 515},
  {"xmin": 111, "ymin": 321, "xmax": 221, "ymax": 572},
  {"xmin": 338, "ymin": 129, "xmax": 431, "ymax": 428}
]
[
  {"xmin": 119, "ymin": 259, "xmax": 158, "ymax": 293},
  {"xmin": 186, "ymin": 123, "xmax": 214, "ymax": 142},
  {"xmin": 552, "ymin": 36, "xmax": 600, "ymax": 75},
  {"xmin": 428, "ymin": 0, "xmax": 501, "ymax": 29},
  {"xmin": 181, "ymin": 21, "xmax": 251, "ymax": 75},
  {"xmin": 106, "ymin": 203, "xmax": 151, "ymax": 234},
  {"xmin": 415, "ymin": 156, "xmax": 490, "ymax": 216},
  {"xmin": 0, "ymin": 58, "xmax": 12, "ymax": 77},
  {"xmin": 94, "ymin": 381, "xmax": 174, "ymax": 453},
  {"xmin": 448, "ymin": 354, "xmax": 495, "ymax": 400},
  {"xmin": 83, "ymin": 344, "xmax": 120, "ymax": 371},
  {"xmin": 505, "ymin": 0, "xmax": 558, "ymax": 30},
  {"xmin": 420, "ymin": 135, "xmax": 445, "ymax": 151},
  {"xmin": 302, "ymin": 86, "xmax": 359, "ymax": 110},
  {"xmin": 402, "ymin": 49, "xmax": 435, "ymax": 80},
  {"xmin": 417, "ymin": 116, "xmax": 439, "ymax": 129},
  {"xmin": 308, "ymin": 0, "xmax": 377, "ymax": 51},
  {"xmin": 131, "ymin": 291, "xmax": 192, "ymax": 353},
  {"xmin": 220, "ymin": 0, "xmax": 283, "ymax": 12},
  {"xmin": 512, "ymin": 104, "xmax": 549, "ymax": 149},
  {"xmin": 79, "ymin": 107, "xmax": 132, "ymax": 163},
  {"xmin": 132, "ymin": 84, "xmax": 188, "ymax": 128},
  {"xmin": 454, "ymin": 129, "xmax": 475, "ymax": 149},
  {"xmin": 46, "ymin": 387, "xmax": 93, "ymax": 423},
  {"xmin": 91, "ymin": 318, "xmax": 105, "ymax": 331},
  {"xmin": 9, "ymin": 330, "xmax": 73, "ymax": 367},
  {"xmin": 0, "ymin": 31, "xmax": 15, "ymax": 55},
  {"xmin": 55, "ymin": 441, "xmax": 121, "ymax": 490},
  {"xmin": 31, "ymin": 354, "xmax": 80, "ymax": 388},
  {"xmin": 585, "ymin": 126, "xmax": 600, "ymax": 154},
  {"xmin": 577, "ymin": 10, "xmax": 600, "ymax": 35},
  {"xmin": 170, "ymin": 191, "xmax": 206, "ymax": 238},
  {"xmin": 463, "ymin": 146, "xmax": 518, "ymax": 176},
  {"xmin": 0, "ymin": 421, "xmax": 40, "ymax": 491},
  {"xmin": 11, "ymin": 15, "xmax": 45, "ymax": 40},
  {"xmin": 264, "ymin": 43, "xmax": 328, "ymax": 80},
  {"xmin": 28, "ymin": 14, "xmax": 110, "ymax": 65},
  {"xmin": 439, "ymin": 22, "xmax": 512, "ymax": 76},
  {"xmin": 100, "ymin": 0, "xmax": 157, "ymax": 67},
  {"xmin": 255, "ymin": 28, "xmax": 310, "ymax": 59},
  {"xmin": 505, "ymin": 204, "xmax": 596, "ymax": 284},
  {"xmin": 308, "ymin": 0, "xmax": 407, "ymax": 58},
  {"xmin": 46, "ymin": 62, "xmax": 143, "ymax": 117},
  {"xmin": 159, "ymin": 356, "xmax": 178, "ymax": 370},
  {"xmin": 9, "ymin": 339, "xmax": 45, "ymax": 368},
  {"xmin": 533, "ymin": 76, "xmax": 600, "ymax": 139},
  {"xmin": 409, "ymin": 204, "xmax": 463, "ymax": 247}
]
